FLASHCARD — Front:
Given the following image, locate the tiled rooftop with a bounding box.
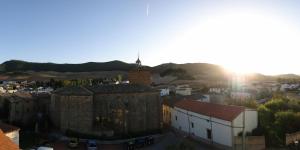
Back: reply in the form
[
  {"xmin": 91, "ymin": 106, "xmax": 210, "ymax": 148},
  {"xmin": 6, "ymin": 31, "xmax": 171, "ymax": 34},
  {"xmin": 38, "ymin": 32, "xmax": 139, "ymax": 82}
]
[
  {"xmin": 174, "ymin": 100, "xmax": 245, "ymax": 121},
  {"xmin": 86, "ymin": 84, "xmax": 155, "ymax": 94},
  {"xmin": 53, "ymin": 84, "xmax": 155, "ymax": 96},
  {"xmin": 0, "ymin": 129, "xmax": 19, "ymax": 150},
  {"xmin": 53, "ymin": 86, "xmax": 93, "ymax": 96}
]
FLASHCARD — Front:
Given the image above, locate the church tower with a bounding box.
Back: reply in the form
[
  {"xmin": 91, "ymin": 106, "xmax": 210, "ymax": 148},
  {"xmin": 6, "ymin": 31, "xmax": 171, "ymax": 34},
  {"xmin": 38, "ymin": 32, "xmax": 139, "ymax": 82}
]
[{"xmin": 128, "ymin": 55, "xmax": 151, "ymax": 86}]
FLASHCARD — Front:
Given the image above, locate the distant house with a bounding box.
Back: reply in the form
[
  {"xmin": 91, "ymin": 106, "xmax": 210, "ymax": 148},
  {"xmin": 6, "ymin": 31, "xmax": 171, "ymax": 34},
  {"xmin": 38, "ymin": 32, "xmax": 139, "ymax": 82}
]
[
  {"xmin": 188, "ymin": 94, "xmax": 210, "ymax": 103},
  {"xmin": 0, "ymin": 87, "xmax": 5, "ymax": 93},
  {"xmin": 160, "ymin": 88, "xmax": 170, "ymax": 96},
  {"xmin": 230, "ymin": 91, "xmax": 254, "ymax": 100},
  {"xmin": 280, "ymin": 83, "xmax": 299, "ymax": 91},
  {"xmin": 175, "ymin": 85, "xmax": 192, "ymax": 96},
  {"xmin": 0, "ymin": 123, "xmax": 20, "ymax": 146},
  {"xmin": 172, "ymin": 100, "xmax": 257, "ymax": 148},
  {"xmin": 209, "ymin": 87, "xmax": 227, "ymax": 94}
]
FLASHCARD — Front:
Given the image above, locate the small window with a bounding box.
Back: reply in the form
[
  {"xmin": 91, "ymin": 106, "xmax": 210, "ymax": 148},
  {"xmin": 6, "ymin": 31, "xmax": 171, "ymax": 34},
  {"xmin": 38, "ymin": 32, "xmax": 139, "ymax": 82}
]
[
  {"xmin": 191, "ymin": 122, "xmax": 194, "ymax": 128},
  {"xmin": 175, "ymin": 116, "xmax": 177, "ymax": 120},
  {"xmin": 207, "ymin": 129, "xmax": 212, "ymax": 139}
]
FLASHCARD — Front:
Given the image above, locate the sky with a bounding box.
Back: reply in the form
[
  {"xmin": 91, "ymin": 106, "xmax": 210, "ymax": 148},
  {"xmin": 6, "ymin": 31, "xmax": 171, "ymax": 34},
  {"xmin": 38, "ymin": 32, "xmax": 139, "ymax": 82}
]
[{"xmin": 1, "ymin": 0, "xmax": 300, "ymax": 75}]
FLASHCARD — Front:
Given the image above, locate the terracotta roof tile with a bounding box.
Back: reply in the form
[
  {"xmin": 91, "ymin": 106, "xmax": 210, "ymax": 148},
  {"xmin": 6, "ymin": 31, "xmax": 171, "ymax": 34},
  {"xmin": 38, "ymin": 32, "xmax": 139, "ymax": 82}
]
[
  {"xmin": 0, "ymin": 130, "xmax": 19, "ymax": 150},
  {"xmin": 174, "ymin": 100, "xmax": 245, "ymax": 121}
]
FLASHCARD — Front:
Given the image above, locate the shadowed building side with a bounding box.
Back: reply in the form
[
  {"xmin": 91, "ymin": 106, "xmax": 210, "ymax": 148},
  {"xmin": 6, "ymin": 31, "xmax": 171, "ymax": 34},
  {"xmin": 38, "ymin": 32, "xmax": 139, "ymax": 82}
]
[{"xmin": 50, "ymin": 84, "xmax": 161, "ymax": 137}]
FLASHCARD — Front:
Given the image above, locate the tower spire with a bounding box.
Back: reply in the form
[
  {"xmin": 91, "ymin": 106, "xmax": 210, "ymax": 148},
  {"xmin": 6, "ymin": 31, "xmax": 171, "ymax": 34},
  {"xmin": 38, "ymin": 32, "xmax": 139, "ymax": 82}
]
[{"xmin": 135, "ymin": 52, "xmax": 142, "ymax": 69}]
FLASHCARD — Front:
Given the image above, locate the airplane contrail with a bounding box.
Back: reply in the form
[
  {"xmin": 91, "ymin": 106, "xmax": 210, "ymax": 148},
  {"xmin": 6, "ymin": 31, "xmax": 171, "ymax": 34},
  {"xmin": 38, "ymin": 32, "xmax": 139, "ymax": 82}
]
[{"xmin": 146, "ymin": 3, "xmax": 149, "ymax": 16}]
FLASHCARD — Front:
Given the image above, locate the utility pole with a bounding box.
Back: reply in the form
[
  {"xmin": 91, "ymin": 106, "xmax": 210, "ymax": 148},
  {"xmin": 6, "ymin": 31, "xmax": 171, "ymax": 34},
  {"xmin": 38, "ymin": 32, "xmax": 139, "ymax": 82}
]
[{"xmin": 242, "ymin": 111, "xmax": 246, "ymax": 150}]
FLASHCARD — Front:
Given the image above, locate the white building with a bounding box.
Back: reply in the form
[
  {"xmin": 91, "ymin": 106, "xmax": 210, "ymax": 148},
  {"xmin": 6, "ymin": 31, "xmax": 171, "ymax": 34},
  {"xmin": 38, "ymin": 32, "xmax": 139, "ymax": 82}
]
[
  {"xmin": 172, "ymin": 100, "xmax": 257, "ymax": 148},
  {"xmin": 230, "ymin": 91, "xmax": 254, "ymax": 100},
  {"xmin": 0, "ymin": 87, "xmax": 6, "ymax": 93},
  {"xmin": 280, "ymin": 83, "xmax": 299, "ymax": 92},
  {"xmin": 160, "ymin": 88, "xmax": 170, "ymax": 96},
  {"xmin": 175, "ymin": 85, "xmax": 192, "ymax": 96}
]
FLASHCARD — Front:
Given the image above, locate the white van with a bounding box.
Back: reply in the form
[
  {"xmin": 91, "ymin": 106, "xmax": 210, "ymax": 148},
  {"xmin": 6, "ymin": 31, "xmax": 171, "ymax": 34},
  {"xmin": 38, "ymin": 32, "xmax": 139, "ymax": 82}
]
[{"xmin": 37, "ymin": 147, "xmax": 54, "ymax": 150}]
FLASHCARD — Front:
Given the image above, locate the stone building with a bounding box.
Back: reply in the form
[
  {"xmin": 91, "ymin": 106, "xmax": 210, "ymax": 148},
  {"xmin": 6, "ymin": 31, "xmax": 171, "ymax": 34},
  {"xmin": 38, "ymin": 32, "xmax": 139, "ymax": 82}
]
[
  {"xmin": 50, "ymin": 84, "xmax": 161, "ymax": 136},
  {"xmin": 50, "ymin": 57, "xmax": 161, "ymax": 137},
  {"xmin": 6, "ymin": 92, "xmax": 36, "ymax": 125},
  {"xmin": 50, "ymin": 86, "xmax": 93, "ymax": 134}
]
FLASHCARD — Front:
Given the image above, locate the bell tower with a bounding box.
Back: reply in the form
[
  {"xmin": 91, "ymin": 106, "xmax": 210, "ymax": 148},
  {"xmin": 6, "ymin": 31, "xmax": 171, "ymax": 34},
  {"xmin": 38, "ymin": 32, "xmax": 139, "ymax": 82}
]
[{"xmin": 128, "ymin": 54, "xmax": 151, "ymax": 86}]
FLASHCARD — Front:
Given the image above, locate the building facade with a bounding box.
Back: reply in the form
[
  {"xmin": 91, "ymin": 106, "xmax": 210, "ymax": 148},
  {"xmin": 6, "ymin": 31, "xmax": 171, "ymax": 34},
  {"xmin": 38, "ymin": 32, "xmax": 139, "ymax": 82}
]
[
  {"xmin": 50, "ymin": 85, "xmax": 161, "ymax": 136},
  {"xmin": 171, "ymin": 100, "xmax": 257, "ymax": 148}
]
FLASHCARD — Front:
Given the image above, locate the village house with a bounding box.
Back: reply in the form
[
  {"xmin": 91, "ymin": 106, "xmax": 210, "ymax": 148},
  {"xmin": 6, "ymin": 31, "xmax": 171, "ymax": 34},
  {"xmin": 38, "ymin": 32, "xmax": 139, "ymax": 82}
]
[
  {"xmin": 230, "ymin": 91, "xmax": 255, "ymax": 100},
  {"xmin": 162, "ymin": 94, "xmax": 210, "ymax": 126},
  {"xmin": 0, "ymin": 123, "xmax": 20, "ymax": 146},
  {"xmin": 175, "ymin": 84, "xmax": 192, "ymax": 96},
  {"xmin": 171, "ymin": 100, "xmax": 257, "ymax": 148}
]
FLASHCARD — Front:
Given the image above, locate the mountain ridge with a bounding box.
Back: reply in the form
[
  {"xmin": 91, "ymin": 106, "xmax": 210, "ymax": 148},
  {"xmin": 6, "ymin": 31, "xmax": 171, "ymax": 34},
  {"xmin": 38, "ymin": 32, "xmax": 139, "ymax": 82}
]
[{"xmin": 0, "ymin": 60, "xmax": 299, "ymax": 81}]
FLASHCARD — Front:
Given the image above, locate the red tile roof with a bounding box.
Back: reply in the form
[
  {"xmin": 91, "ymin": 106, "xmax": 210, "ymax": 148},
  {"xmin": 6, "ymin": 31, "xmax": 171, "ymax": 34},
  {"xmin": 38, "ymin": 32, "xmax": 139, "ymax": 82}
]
[
  {"xmin": 0, "ymin": 129, "xmax": 19, "ymax": 150},
  {"xmin": 0, "ymin": 123, "xmax": 20, "ymax": 134},
  {"xmin": 174, "ymin": 100, "xmax": 245, "ymax": 121}
]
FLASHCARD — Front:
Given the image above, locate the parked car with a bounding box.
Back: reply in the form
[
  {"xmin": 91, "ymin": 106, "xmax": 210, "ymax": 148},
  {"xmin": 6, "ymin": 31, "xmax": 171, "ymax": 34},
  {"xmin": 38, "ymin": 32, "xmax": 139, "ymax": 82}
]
[
  {"xmin": 145, "ymin": 136, "xmax": 154, "ymax": 145},
  {"xmin": 86, "ymin": 140, "xmax": 97, "ymax": 150},
  {"xmin": 135, "ymin": 138, "xmax": 146, "ymax": 148},
  {"xmin": 68, "ymin": 137, "xmax": 79, "ymax": 148},
  {"xmin": 125, "ymin": 140, "xmax": 135, "ymax": 150},
  {"xmin": 37, "ymin": 147, "xmax": 54, "ymax": 150}
]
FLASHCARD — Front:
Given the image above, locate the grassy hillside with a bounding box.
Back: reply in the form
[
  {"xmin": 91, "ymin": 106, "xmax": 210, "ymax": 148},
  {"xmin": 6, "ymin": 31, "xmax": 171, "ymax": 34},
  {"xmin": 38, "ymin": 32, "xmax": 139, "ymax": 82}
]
[
  {"xmin": 1, "ymin": 60, "xmax": 294, "ymax": 82},
  {"xmin": 0, "ymin": 60, "xmax": 138, "ymax": 72}
]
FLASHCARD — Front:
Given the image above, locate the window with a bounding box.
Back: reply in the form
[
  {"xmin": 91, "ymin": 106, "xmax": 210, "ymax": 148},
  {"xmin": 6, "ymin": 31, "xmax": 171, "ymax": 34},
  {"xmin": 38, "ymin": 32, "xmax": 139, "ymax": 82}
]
[
  {"xmin": 191, "ymin": 122, "xmax": 194, "ymax": 128},
  {"xmin": 175, "ymin": 116, "xmax": 177, "ymax": 121},
  {"xmin": 207, "ymin": 129, "xmax": 212, "ymax": 140}
]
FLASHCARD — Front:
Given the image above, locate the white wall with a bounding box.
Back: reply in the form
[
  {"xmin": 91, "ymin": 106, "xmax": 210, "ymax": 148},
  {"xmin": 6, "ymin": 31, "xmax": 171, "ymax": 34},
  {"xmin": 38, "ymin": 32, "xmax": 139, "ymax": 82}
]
[
  {"xmin": 245, "ymin": 109, "xmax": 258, "ymax": 132},
  {"xmin": 233, "ymin": 109, "xmax": 258, "ymax": 136},
  {"xmin": 211, "ymin": 118, "xmax": 232, "ymax": 146},
  {"xmin": 172, "ymin": 107, "xmax": 234, "ymax": 147}
]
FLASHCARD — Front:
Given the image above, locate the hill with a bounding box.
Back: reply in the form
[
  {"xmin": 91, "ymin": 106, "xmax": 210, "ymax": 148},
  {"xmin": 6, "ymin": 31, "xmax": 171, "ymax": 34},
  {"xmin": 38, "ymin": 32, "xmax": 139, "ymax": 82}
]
[
  {"xmin": 0, "ymin": 60, "xmax": 229, "ymax": 81},
  {"xmin": 0, "ymin": 60, "xmax": 138, "ymax": 72}
]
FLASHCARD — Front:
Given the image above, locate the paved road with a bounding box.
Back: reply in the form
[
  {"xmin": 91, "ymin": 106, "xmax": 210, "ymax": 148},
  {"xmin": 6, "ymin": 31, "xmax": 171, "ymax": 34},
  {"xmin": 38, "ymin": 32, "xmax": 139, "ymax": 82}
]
[
  {"xmin": 51, "ymin": 132, "xmax": 220, "ymax": 150},
  {"xmin": 142, "ymin": 132, "xmax": 220, "ymax": 150}
]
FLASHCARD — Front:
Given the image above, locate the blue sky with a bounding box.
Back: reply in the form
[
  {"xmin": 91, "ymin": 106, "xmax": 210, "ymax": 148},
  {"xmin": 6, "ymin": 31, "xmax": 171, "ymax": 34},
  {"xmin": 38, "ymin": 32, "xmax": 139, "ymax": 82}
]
[{"xmin": 1, "ymin": 0, "xmax": 300, "ymax": 74}]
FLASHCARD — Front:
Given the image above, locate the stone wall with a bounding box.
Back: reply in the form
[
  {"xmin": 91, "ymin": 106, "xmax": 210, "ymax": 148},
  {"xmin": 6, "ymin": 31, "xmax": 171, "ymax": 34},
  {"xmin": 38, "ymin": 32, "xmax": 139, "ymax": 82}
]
[
  {"xmin": 286, "ymin": 131, "xmax": 300, "ymax": 145},
  {"xmin": 9, "ymin": 99, "xmax": 35, "ymax": 125},
  {"xmin": 50, "ymin": 94, "xmax": 93, "ymax": 133},
  {"xmin": 234, "ymin": 136, "xmax": 265, "ymax": 150},
  {"xmin": 93, "ymin": 92, "xmax": 161, "ymax": 135}
]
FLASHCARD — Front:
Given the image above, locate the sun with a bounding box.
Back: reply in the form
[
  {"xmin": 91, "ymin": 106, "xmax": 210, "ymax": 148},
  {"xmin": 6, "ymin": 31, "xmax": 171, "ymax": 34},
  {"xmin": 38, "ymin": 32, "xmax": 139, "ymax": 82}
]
[{"xmin": 162, "ymin": 9, "xmax": 300, "ymax": 75}]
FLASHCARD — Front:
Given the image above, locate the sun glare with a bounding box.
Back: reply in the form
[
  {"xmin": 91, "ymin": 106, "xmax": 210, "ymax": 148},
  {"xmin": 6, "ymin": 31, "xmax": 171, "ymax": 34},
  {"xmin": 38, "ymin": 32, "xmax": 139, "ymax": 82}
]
[{"xmin": 163, "ymin": 10, "xmax": 300, "ymax": 75}]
